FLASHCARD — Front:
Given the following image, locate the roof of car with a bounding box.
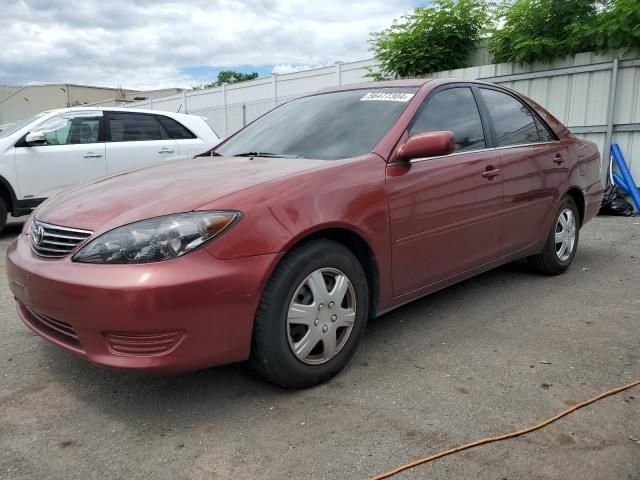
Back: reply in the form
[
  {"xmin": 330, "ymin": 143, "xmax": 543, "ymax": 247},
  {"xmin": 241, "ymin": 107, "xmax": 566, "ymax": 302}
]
[
  {"xmin": 318, "ymin": 78, "xmax": 514, "ymax": 95},
  {"xmin": 41, "ymin": 106, "xmax": 194, "ymax": 117}
]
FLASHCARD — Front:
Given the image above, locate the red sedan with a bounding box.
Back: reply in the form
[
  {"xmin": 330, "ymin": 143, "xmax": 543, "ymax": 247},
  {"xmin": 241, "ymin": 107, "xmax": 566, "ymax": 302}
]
[{"xmin": 7, "ymin": 80, "xmax": 603, "ymax": 388}]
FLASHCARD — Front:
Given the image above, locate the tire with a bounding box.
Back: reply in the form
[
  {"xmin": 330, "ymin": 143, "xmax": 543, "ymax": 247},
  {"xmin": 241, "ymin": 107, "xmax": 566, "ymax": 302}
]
[
  {"xmin": 528, "ymin": 196, "xmax": 580, "ymax": 275},
  {"xmin": 0, "ymin": 197, "xmax": 7, "ymax": 234},
  {"xmin": 250, "ymin": 239, "xmax": 369, "ymax": 388}
]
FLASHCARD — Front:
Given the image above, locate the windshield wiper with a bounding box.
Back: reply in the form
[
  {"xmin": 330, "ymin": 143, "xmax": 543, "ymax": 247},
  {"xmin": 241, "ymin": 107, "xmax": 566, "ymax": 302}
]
[
  {"xmin": 232, "ymin": 152, "xmax": 279, "ymax": 157},
  {"xmin": 232, "ymin": 152, "xmax": 304, "ymax": 158}
]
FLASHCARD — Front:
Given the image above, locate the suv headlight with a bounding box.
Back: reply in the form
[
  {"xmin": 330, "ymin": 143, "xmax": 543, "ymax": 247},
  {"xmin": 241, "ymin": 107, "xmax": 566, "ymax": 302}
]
[{"xmin": 73, "ymin": 211, "xmax": 240, "ymax": 264}]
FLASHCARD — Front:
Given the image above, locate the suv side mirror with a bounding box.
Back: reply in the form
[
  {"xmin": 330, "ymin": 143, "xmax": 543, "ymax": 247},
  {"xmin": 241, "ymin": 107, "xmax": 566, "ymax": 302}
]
[
  {"xmin": 25, "ymin": 131, "xmax": 46, "ymax": 145},
  {"xmin": 398, "ymin": 131, "xmax": 455, "ymax": 160}
]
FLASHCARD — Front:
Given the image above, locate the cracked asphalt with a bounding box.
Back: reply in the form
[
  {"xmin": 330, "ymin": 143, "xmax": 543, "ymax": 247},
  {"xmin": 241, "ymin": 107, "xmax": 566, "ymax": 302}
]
[{"xmin": 1, "ymin": 216, "xmax": 638, "ymax": 479}]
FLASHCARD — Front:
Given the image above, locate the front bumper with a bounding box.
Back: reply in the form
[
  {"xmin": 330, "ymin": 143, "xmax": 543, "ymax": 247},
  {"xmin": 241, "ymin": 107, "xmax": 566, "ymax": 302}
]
[{"xmin": 7, "ymin": 232, "xmax": 279, "ymax": 373}]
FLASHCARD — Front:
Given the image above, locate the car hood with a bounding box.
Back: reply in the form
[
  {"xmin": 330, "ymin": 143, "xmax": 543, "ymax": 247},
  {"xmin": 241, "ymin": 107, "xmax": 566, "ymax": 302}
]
[{"xmin": 35, "ymin": 156, "xmax": 329, "ymax": 232}]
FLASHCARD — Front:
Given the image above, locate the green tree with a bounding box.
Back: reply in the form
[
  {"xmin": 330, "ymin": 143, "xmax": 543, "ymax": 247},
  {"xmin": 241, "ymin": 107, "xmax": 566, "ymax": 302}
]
[
  {"xmin": 570, "ymin": 0, "xmax": 640, "ymax": 54},
  {"xmin": 488, "ymin": 0, "xmax": 640, "ymax": 64},
  {"xmin": 193, "ymin": 70, "xmax": 259, "ymax": 90},
  {"xmin": 368, "ymin": 0, "xmax": 493, "ymax": 79},
  {"xmin": 488, "ymin": 0, "xmax": 597, "ymax": 63}
]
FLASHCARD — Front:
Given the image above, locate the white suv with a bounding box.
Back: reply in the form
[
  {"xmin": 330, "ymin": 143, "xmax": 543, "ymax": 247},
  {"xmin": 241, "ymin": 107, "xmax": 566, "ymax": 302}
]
[{"xmin": 0, "ymin": 107, "xmax": 219, "ymax": 232}]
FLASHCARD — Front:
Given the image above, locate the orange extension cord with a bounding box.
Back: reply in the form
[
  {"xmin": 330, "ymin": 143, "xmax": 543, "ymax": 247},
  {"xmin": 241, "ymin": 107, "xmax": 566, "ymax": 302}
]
[{"xmin": 371, "ymin": 379, "xmax": 640, "ymax": 480}]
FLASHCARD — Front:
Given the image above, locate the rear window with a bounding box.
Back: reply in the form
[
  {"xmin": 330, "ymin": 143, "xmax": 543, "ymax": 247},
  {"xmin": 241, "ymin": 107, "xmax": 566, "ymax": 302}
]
[
  {"xmin": 108, "ymin": 113, "xmax": 162, "ymax": 142},
  {"xmin": 157, "ymin": 115, "xmax": 196, "ymax": 139}
]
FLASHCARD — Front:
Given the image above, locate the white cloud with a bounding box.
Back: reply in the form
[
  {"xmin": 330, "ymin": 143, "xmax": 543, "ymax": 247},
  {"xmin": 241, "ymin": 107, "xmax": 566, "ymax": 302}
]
[{"xmin": 0, "ymin": 0, "xmax": 417, "ymax": 89}]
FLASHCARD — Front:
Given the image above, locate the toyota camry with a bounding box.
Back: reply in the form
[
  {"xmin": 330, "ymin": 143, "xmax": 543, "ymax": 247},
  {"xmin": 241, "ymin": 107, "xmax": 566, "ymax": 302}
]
[{"xmin": 7, "ymin": 79, "xmax": 603, "ymax": 388}]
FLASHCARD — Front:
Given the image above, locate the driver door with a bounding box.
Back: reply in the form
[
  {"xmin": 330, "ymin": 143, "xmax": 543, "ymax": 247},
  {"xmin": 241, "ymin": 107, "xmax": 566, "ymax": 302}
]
[
  {"xmin": 386, "ymin": 86, "xmax": 503, "ymax": 296},
  {"xmin": 14, "ymin": 111, "xmax": 106, "ymax": 200}
]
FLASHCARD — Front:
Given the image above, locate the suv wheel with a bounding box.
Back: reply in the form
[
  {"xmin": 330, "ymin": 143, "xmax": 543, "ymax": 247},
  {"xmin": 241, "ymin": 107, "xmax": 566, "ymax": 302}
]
[{"xmin": 0, "ymin": 197, "xmax": 7, "ymax": 234}]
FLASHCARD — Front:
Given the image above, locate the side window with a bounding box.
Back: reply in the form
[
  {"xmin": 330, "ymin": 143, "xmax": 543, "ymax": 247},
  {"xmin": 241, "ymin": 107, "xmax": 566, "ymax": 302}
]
[
  {"xmin": 108, "ymin": 113, "xmax": 162, "ymax": 142},
  {"xmin": 409, "ymin": 87, "xmax": 485, "ymax": 153},
  {"xmin": 480, "ymin": 88, "xmax": 541, "ymax": 146},
  {"xmin": 38, "ymin": 115, "xmax": 100, "ymax": 145},
  {"xmin": 534, "ymin": 116, "xmax": 555, "ymax": 142},
  {"xmin": 157, "ymin": 116, "xmax": 196, "ymax": 139}
]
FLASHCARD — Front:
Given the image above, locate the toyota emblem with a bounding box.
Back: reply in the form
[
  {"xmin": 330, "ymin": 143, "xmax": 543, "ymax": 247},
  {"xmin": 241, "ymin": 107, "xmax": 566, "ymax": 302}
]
[{"xmin": 33, "ymin": 225, "xmax": 45, "ymax": 246}]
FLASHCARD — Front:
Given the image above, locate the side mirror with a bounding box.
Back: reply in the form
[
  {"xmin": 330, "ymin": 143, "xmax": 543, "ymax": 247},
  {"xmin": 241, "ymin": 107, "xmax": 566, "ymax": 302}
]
[
  {"xmin": 25, "ymin": 131, "xmax": 46, "ymax": 145},
  {"xmin": 397, "ymin": 131, "xmax": 455, "ymax": 160}
]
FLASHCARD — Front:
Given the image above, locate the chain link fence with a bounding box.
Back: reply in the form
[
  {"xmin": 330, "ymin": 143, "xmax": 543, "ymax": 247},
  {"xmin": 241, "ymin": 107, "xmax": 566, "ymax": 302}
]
[{"xmin": 189, "ymin": 93, "xmax": 305, "ymax": 139}]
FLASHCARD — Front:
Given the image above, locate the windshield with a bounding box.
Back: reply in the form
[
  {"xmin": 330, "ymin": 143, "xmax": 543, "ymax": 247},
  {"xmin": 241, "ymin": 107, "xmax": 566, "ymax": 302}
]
[
  {"xmin": 215, "ymin": 88, "xmax": 418, "ymax": 160},
  {"xmin": 0, "ymin": 112, "xmax": 48, "ymax": 139}
]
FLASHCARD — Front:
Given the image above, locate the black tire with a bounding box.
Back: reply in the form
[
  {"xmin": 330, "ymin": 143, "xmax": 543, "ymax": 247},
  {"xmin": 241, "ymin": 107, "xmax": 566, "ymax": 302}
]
[
  {"xmin": 0, "ymin": 197, "xmax": 7, "ymax": 234},
  {"xmin": 250, "ymin": 239, "xmax": 369, "ymax": 388},
  {"xmin": 528, "ymin": 196, "xmax": 580, "ymax": 275}
]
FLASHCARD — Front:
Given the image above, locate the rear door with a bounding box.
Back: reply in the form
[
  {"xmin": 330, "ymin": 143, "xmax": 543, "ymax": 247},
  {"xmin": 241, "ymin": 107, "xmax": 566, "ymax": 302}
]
[
  {"xmin": 386, "ymin": 86, "xmax": 503, "ymax": 296},
  {"xmin": 477, "ymin": 87, "xmax": 567, "ymax": 255},
  {"xmin": 156, "ymin": 114, "xmax": 204, "ymax": 159},
  {"xmin": 14, "ymin": 111, "xmax": 106, "ymax": 199},
  {"xmin": 104, "ymin": 112, "xmax": 178, "ymax": 174}
]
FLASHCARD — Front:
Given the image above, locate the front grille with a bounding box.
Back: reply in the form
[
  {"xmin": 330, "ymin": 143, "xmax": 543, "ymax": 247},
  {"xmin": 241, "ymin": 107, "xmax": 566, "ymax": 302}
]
[
  {"xmin": 19, "ymin": 303, "xmax": 82, "ymax": 350},
  {"xmin": 30, "ymin": 220, "xmax": 92, "ymax": 258}
]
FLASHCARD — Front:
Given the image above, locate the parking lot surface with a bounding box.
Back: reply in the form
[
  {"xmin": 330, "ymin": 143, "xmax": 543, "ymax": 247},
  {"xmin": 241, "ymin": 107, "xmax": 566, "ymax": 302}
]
[{"xmin": 1, "ymin": 216, "xmax": 638, "ymax": 479}]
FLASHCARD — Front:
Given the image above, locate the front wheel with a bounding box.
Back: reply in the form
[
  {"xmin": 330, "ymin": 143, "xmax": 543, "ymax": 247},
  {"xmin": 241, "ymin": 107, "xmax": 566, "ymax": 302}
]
[
  {"xmin": 528, "ymin": 196, "xmax": 580, "ymax": 275},
  {"xmin": 250, "ymin": 239, "xmax": 369, "ymax": 388}
]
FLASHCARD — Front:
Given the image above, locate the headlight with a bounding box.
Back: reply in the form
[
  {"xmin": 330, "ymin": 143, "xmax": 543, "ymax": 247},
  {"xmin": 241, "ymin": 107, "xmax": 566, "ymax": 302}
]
[{"xmin": 73, "ymin": 211, "xmax": 240, "ymax": 264}]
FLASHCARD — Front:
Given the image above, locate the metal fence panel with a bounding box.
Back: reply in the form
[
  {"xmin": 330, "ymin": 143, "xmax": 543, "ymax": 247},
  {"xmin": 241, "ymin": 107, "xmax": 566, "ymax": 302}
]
[{"xmin": 125, "ymin": 51, "xmax": 640, "ymax": 177}]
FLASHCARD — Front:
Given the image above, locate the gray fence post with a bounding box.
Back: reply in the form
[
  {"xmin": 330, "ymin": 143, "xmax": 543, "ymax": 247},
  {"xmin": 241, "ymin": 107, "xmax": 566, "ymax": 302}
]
[
  {"xmin": 148, "ymin": 97, "xmax": 153, "ymax": 110},
  {"xmin": 242, "ymin": 104, "xmax": 247, "ymax": 127},
  {"xmin": 222, "ymin": 83, "xmax": 228, "ymax": 137},
  {"xmin": 182, "ymin": 90, "xmax": 188, "ymax": 114},
  {"xmin": 335, "ymin": 61, "xmax": 344, "ymax": 86},
  {"xmin": 603, "ymin": 57, "xmax": 619, "ymax": 183},
  {"xmin": 272, "ymin": 73, "xmax": 278, "ymax": 107}
]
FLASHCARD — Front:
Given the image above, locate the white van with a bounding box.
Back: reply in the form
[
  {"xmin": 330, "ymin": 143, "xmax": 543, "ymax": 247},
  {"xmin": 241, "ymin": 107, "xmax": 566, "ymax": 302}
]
[{"xmin": 0, "ymin": 107, "xmax": 219, "ymax": 232}]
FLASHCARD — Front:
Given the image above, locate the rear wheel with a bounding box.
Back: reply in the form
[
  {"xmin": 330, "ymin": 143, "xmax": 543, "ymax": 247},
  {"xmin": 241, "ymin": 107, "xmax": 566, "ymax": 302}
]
[
  {"xmin": 250, "ymin": 239, "xmax": 369, "ymax": 388},
  {"xmin": 528, "ymin": 196, "xmax": 579, "ymax": 275}
]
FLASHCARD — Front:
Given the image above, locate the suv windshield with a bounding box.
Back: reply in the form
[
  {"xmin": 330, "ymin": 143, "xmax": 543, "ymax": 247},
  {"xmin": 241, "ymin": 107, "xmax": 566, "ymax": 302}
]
[
  {"xmin": 0, "ymin": 112, "xmax": 48, "ymax": 139},
  {"xmin": 215, "ymin": 88, "xmax": 418, "ymax": 160}
]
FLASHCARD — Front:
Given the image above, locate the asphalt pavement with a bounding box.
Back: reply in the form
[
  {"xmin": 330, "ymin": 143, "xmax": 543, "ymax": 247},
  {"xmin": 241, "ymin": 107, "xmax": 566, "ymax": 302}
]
[{"xmin": 1, "ymin": 216, "xmax": 638, "ymax": 479}]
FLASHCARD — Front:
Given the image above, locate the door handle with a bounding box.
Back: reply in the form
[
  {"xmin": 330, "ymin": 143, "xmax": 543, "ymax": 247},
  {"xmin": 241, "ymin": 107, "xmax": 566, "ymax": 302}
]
[
  {"xmin": 83, "ymin": 152, "xmax": 103, "ymax": 158},
  {"xmin": 553, "ymin": 154, "xmax": 565, "ymax": 164},
  {"xmin": 481, "ymin": 168, "xmax": 502, "ymax": 179},
  {"xmin": 158, "ymin": 148, "xmax": 175, "ymax": 154}
]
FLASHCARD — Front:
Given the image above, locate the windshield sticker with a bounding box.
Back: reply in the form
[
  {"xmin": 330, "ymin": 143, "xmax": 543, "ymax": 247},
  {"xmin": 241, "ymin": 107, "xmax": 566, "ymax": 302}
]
[{"xmin": 360, "ymin": 92, "xmax": 415, "ymax": 102}]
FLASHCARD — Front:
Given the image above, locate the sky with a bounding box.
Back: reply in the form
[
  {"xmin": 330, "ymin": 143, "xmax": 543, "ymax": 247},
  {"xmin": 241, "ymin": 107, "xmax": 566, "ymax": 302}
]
[{"xmin": 0, "ymin": 0, "xmax": 424, "ymax": 90}]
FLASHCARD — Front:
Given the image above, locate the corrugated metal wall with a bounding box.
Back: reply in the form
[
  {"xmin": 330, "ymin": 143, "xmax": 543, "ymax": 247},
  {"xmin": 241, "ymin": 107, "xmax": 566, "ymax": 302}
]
[{"xmin": 127, "ymin": 50, "xmax": 640, "ymax": 179}]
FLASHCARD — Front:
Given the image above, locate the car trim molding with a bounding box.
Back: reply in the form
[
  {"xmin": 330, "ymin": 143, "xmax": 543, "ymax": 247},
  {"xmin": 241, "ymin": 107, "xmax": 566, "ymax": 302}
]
[{"xmin": 390, "ymin": 141, "xmax": 562, "ymax": 165}]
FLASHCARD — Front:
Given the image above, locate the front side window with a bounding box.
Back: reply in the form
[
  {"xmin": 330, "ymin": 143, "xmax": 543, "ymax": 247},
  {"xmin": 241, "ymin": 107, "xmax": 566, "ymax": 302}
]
[
  {"xmin": 480, "ymin": 88, "xmax": 542, "ymax": 147},
  {"xmin": 108, "ymin": 113, "xmax": 162, "ymax": 142},
  {"xmin": 409, "ymin": 87, "xmax": 485, "ymax": 152},
  {"xmin": 215, "ymin": 88, "xmax": 418, "ymax": 160},
  {"xmin": 36, "ymin": 114, "xmax": 100, "ymax": 145}
]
